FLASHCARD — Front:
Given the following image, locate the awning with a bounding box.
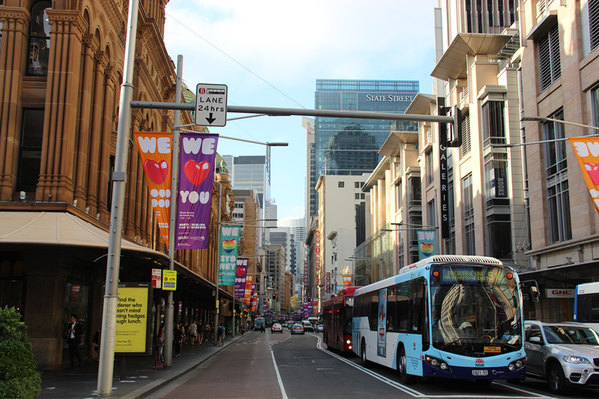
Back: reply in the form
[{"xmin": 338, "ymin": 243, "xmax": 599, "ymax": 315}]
[{"xmin": 0, "ymin": 211, "xmax": 164, "ymax": 257}]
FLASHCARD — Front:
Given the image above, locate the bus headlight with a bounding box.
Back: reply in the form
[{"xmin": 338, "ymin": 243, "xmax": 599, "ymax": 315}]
[
  {"xmin": 508, "ymin": 357, "xmax": 526, "ymax": 372},
  {"xmin": 425, "ymin": 355, "xmax": 450, "ymax": 372}
]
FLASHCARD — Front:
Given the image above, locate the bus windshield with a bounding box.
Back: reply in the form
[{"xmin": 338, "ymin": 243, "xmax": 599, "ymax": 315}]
[{"xmin": 430, "ymin": 264, "xmax": 522, "ymax": 357}]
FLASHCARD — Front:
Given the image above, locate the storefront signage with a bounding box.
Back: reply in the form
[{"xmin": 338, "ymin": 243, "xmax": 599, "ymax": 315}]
[
  {"xmin": 115, "ymin": 285, "xmax": 150, "ymax": 354},
  {"xmin": 545, "ymin": 288, "xmax": 575, "ymax": 298},
  {"xmin": 162, "ymin": 270, "xmax": 177, "ymax": 291}
]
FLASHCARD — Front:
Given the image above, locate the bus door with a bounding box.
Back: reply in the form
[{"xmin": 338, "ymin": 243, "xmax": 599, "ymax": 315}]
[{"xmin": 377, "ymin": 288, "xmax": 388, "ymax": 357}]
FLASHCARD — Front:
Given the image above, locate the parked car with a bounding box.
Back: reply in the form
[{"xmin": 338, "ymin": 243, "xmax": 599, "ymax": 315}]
[
  {"xmin": 271, "ymin": 322, "xmax": 283, "ymax": 333},
  {"xmin": 316, "ymin": 324, "xmax": 323, "ymax": 333},
  {"xmin": 524, "ymin": 320, "xmax": 599, "ymax": 394},
  {"xmin": 301, "ymin": 320, "xmax": 314, "ymax": 332},
  {"xmin": 291, "ymin": 323, "xmax": 305, "ymax": 335}
]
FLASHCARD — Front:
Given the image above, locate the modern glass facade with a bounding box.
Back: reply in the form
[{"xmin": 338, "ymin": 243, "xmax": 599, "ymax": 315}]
[{"xmin": 309, "ymin": 79, "xmax": 419, "ymax": 216}]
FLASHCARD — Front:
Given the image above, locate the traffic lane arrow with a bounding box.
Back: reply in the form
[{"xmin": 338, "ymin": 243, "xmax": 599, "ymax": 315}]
[{"xmin": 206, "ymin": 113, "xmax": 216, "ymax": 124}]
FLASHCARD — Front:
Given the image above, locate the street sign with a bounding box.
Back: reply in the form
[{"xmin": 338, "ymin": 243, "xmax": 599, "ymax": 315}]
[
  {"xmin": 195, "ymin": 83, "xmax": 228, "ymax": 127},
  {"xmin": 162, "ymin": 270, "xmax": 177, "ymax": 290}
]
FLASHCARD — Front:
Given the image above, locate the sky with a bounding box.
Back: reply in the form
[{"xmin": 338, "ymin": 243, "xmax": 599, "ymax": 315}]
[{"xmin": 163, "ymin": 0, "xmax": 438, "ymax": 221}]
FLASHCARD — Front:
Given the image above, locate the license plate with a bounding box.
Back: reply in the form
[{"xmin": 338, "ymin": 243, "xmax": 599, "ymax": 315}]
[{"xmin": 472, "ymin": 369, "xmax": 488, "ymax": 376}]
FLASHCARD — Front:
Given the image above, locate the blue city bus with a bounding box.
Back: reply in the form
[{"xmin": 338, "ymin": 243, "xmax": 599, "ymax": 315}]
[{"xmin": 352, "ymin": 255, "xmax": 526, "ymax": 384}]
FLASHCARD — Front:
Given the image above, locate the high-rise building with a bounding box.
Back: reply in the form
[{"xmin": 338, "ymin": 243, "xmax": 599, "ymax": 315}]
[
  {"xmin": 224, "ymin": 155, "xmax": 276, "ymax": 244},
  {"xmin": 308, "ymin": 79, "xmax": 420, "ymax": 217}
]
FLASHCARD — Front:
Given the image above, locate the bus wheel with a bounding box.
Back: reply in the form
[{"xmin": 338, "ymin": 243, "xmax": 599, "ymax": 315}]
[
  {"xmin": 360, "ymin": 340, "xmax": 367, "ymax": 364},
  {"xmin": 398, "ymin": 347, "xmax": 416, "ymax": 384}
]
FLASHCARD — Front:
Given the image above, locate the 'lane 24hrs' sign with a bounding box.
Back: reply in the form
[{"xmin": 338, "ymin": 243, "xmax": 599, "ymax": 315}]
[{"xmin": 195, "ymin": 83, "xmax": 228, "ymax": 127}]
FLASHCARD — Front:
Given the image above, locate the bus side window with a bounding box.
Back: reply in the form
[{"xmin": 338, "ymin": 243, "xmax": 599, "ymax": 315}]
[
  {"xmin": 387, "ymin": 287, "xmax": 396, "ymax": 331},
  {"xmin": 369, "ymin": 292, "xmax": 379, "ymax": 331}
]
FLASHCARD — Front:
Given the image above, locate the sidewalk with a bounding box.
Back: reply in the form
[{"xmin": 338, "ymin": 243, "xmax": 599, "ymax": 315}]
[{"xmin": 38, "ymin": 333, "xmax": 244, "ymax": 398}]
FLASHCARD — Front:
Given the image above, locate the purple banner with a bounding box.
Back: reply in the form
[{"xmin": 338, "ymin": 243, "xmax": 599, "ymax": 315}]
[
  {"xmin": 176, "ymin": 132, "xmax": 219, "ymax": 249},
  {"xmin": 234, "ymin": 258, "xmax": 249, "ymax": 298}
]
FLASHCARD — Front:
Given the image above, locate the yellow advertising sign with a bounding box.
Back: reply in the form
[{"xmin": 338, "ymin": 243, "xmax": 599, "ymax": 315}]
[
  {"xmin": 162, "ymin": 270, "xmax": 177, "ymax": 290},
  {"xmin": 115, "ymin": 287, "xmax": 148, "ymax": 353}
]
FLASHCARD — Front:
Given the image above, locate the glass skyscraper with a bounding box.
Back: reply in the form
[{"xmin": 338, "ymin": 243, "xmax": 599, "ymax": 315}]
[{"xmin": 308, "ymin": 79, "xmax": 419, "ymax": 216}]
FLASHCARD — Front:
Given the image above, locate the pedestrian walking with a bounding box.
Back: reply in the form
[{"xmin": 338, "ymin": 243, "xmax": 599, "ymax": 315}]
[
  {"xmin": 174, "ymin": 323, "xmax": 183, "ymax": 357},
  {"xmin": 189, "ymin": 321, "xmax": 198, "ymax": 345},
  {"xmin": 218, "ymin": 323, "xmax": 225, "ymax": 346},
  {"xmin": 66, "ymin": 314, "xmax": 83, "ymax": 368}
]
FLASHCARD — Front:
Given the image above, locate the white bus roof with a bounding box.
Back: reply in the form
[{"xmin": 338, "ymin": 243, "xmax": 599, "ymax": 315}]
[
  {"xmin": 577, "ymin": 282, "xmax": 599, "ymax": 295},
  {"xmin": 356, "ymin": 255, "xmax": 504, "ymax": 296}
]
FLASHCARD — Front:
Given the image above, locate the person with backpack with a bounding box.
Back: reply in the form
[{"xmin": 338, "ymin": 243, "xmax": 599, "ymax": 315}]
[{"xmin": 218, "ymin": 323, "xmax": 225, "ymax": 346}]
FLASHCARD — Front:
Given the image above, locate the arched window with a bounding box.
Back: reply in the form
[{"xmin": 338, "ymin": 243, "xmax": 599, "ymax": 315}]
[{"xmin": 27, "ymin": 1, "xmax": 51, "ymax": 76}]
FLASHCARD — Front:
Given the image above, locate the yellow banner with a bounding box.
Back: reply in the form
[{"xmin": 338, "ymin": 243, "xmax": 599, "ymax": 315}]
[
  {"xmin": 570, "ymin": 137, "xmax": 599, "ymax": 213},
  {"xmin": 162, "ymin": 270, "xmax": 177, "ymax": 291},
  {"xmin": 115, "ymin": 287, "xmax": 148, "ymax": 353}
]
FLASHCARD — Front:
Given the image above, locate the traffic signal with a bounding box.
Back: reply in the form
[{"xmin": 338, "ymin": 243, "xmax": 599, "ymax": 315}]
[
  {"xmin": 447, "ymin": 105, "xmax": 462, "ymax": 147},
  {"xmin": 272, "ymin": 293, "xmax": 276, "ymax": 299}
]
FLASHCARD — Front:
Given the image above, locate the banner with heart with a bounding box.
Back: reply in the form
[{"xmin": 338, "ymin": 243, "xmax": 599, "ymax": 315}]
[
  {"xmin": 218, "ymin": 225, "xmax": 241, "ymax": 285},
  {"xmin": 417, "ymin": 229, "xmax": 437, "ymax": 260},
  {"xmin": 570, "ymin": 137, "xmax": 599, "ymax": 214},
  {"xmin": 176, "ymin": 132, "xmax": 219, "ymax": 249},
  {"xmin": 234, "ymin": 258, "xmax": 249, "ymax": 299},
  {"xmin": 134, "ymin": 131, "xmax": 173, "ymax": 245}
]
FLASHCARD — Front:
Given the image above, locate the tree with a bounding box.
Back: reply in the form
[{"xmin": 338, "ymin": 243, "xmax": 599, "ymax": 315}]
[{"xmin": 0, "ymin": 307, "xmax": 41, "ymax": 399}]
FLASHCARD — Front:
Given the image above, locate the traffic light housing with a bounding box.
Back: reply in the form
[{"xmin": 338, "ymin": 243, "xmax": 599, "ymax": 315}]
[
  {"xmin": 447, "ymin": 105, "xmax": 462, "ymax": 147},
  {"xmin": 272, "ymin": 293, "xmax": 276, "ymax": 299}
]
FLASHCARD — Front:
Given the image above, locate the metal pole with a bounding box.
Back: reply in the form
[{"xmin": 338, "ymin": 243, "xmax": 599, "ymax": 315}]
[
  {"xmin": 165, "ymin": 54, "xmax": 184, "ymax": 367},
  {"xmin": 215, "ymin": 182, "xmax": 222, "ymax": 345},
  {"xmin": 97, "ymin": 0, "xmax": 139, "ymax": 395}
]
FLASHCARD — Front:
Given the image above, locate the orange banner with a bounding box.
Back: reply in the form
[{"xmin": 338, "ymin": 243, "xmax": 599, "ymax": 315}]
[
  {"xmin": 343, "ymin": 274, "xmax": 352, "ymax": 287},
  {"xmin": 134, "ymin": 132, "xmax": 173, "ymax": 244},
  {"xmin": 242, "ymin": 275, "xmax": 253, "ymax": 306},
  {"xmin": 570, "ymin": 137, "xmax": 599, "ymax": 214}
]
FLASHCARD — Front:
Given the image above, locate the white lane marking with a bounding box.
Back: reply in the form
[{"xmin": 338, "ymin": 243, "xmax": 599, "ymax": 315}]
[
  {"xmin": 315, "ymin": 336, "xmax": 555, "ymax": 399},
  {"xmin": 271, "ymin": 349, "xmax": 289, "ymax": 399}
]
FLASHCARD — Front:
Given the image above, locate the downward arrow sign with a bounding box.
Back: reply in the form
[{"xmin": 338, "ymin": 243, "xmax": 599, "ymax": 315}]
[{"xmin": 206, "ymin": 113, "xmax": 216, "ymax": 124}]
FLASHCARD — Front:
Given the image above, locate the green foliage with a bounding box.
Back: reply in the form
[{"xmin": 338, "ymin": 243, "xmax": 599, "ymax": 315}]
[{"xmin": 0, "ymin": 306, "xmax": 41, "ymax": 399}]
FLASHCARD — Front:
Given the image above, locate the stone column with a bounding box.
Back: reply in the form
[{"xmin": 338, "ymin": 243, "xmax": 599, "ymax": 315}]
[
  {"xmin": 0, "ymin": 7, "xmax": 29, "ymax": 200},
  {"xmin": 97, "ymin": 65, "xmax": 117, "ymax": 223},
  {"xmin": 86, "ymin": 50, "xmax": 107, "ymax": 217},
  {"xmin": 73, "ymin": 33, "xmax": 95, "ymax": 210},
  {"xmin": 36, "ymin": 10, "xmax": 84, "ymax": 203}
]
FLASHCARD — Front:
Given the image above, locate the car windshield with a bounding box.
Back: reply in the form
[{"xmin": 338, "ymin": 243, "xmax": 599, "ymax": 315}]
[
  {"xmin": 430, "ymin": 264, "xmax": 522, "ymax": 357},
  {"xmin": 543, "ymin": 326, "xmax": 599, "ymax": 345}
]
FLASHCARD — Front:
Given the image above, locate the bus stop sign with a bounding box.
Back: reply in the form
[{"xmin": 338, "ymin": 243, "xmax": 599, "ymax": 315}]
[{"xmin": 195, "ymin": 83, "xmax": 228, "ymax": 127}]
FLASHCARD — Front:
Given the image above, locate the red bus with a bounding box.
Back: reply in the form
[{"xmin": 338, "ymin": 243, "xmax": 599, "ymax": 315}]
[{"xmin": 322, "ymin": 286, "xmax": 360, "ymax": 353}]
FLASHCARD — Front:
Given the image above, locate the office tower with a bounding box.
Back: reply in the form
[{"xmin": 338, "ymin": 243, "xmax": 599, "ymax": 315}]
[{"xmin": 307, "ymin": 79, "xmax": 419, "ymax": 217}]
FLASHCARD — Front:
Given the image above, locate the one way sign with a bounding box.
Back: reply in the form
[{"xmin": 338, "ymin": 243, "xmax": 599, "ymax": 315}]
[{"xmin": 195, "ymin": 83, "xmax": 228, "ymax": 127}]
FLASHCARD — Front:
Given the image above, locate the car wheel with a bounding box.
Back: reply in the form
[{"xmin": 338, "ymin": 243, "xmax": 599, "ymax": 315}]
[
  {"xmin": 360, "ymin": 340, "xmax": 367, "ymax": 364},
  {"xmin": 398, "ymin": 347, "xmax": 416, "ymax": 384},
  {"xmin": 547, "ymin": 363, "xmax": 570, "ymax": 394}
]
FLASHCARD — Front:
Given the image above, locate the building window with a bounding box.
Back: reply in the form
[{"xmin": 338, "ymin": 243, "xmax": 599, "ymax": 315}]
[
  {"xmin": 460, "ymin": 113, "xmax": 471, "ymax": 157},
  {"xmin": 338, "ymin": 181, "xmax": 344, "ymax": 188},
  {"xmin": 27, "ymin": 1, "xmax": 51, "ymax": 76},
  {"xmin": 484, "ymin": 152, "xmax": 508, "ymax": 199},
  {"xmin": 425, "ymin": 149, "xmax": 433, "ymax": 186},
  {"xmin": 355, "ymin": 193, "xmax": 360, "ymax": 200},
  {"xmin": 482, "ymin": 100, "xmax": 506, "ymax": 147},
  {"xmin": 543, "ymin": 110, "xmax": 572, "ymax": 243},
  {"xmin": 538, "ymin": 23, "xmax": 561, "ymax": 92},
  {"xmin": 463, "ymin": 174, "xmax": 475, "ymax": 255},
  {"xmin": 592, "ymin": 84, "xmax": 599, "ymax": 127},
  {"xmin": 590, "ymin": 0, "xmax": 599, "ymax": 52},
  {"xmin": 427, "ymin": 199, "xmax": 437, "ymax": 228},
  {"xmin": 17, "ymin": 109, "xmax": 44, "ymax": 192},
  {"xmin": 395, "ymin": 180, "xmax": 402, "ymax": 211}
]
